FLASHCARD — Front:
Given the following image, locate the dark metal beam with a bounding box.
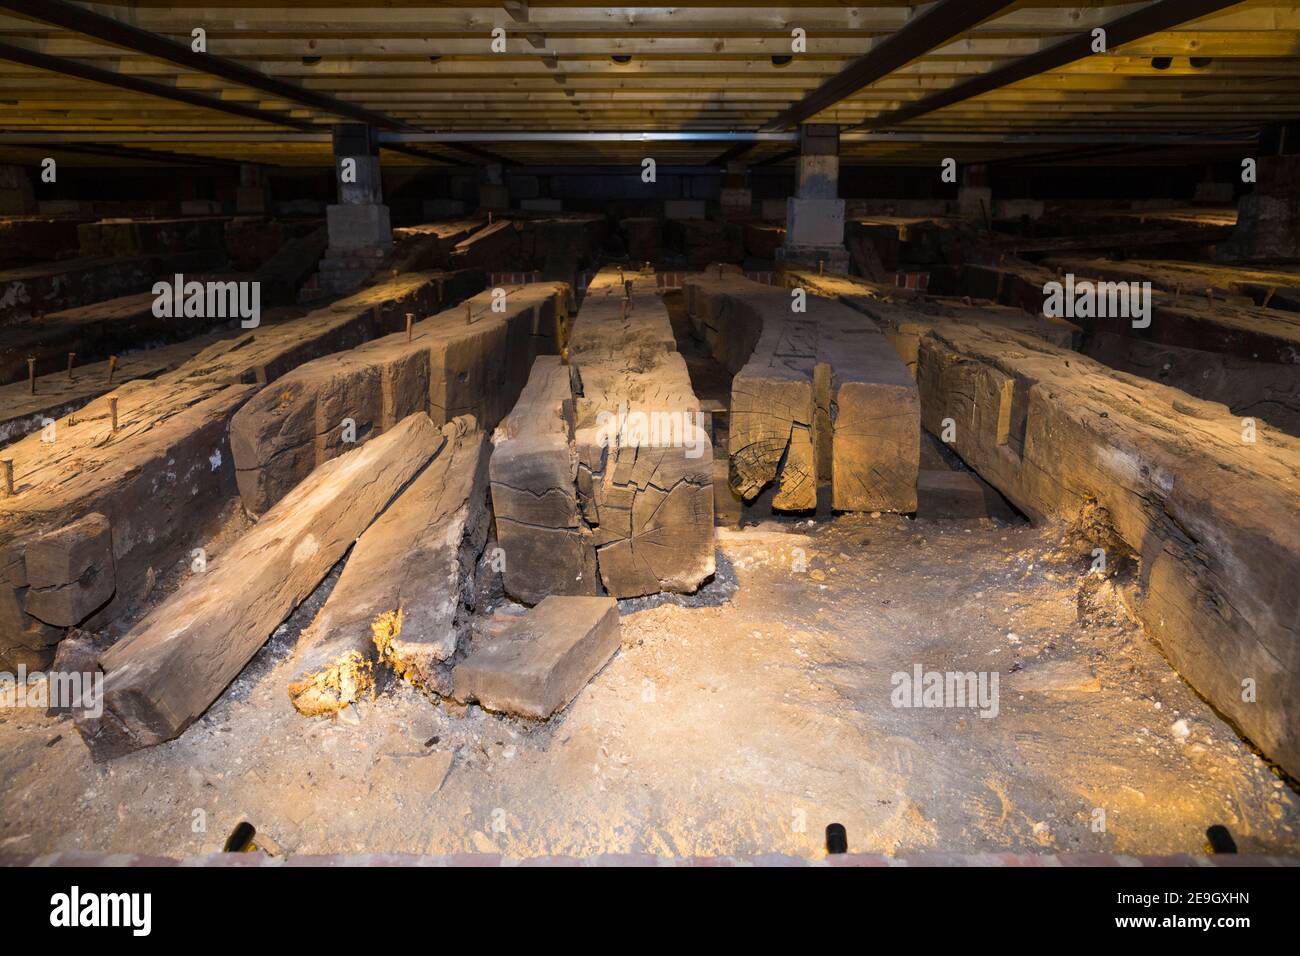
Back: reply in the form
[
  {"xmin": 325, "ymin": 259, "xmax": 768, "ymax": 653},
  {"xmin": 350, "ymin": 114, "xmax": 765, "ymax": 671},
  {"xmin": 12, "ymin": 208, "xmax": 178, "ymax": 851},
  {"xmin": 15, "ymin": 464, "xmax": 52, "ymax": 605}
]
[
  {"xmin": 437, "ymin": 142, "xmax": 514, "ymax": 166},
  {"xmin": 709, "ymin": 141, "xmax": 758, "ymax": 167},
  {"xmin": 26, "ymin": 141, "xmax": 242, "ymax": 168},
  {"xmin": 0, "ymin": 40, "xmax": 317, "ymax": 132},
  {"xmin": 853, "ymin": 0, "xmax": 1247, "ymax": 131},
  {"xmin": 3, "ymin": 0, "xmax": 412, "ymax": 131},
  {"xmin": 759, "ymin": 0, "xmax": 1018, "ymax": 132},
  {"xmin": 379, "ymin": 142, "xmax": 466, "ymax": 168},
  {"xmin": 754, "ymin": 148, "xmax": 800, "ymax": 168}
]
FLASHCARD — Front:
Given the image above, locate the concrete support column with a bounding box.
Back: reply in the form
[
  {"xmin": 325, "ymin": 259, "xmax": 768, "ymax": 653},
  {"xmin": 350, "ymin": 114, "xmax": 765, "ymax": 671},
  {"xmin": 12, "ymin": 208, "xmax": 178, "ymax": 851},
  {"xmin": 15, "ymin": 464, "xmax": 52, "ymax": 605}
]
[
  {"xmin": 720, "ymin": 160, "xmax": 752, "ymax": 220},
  {"xmin": 1219, "ymin": 122, "xmax": 1300, "ymax": 263},
  {"xmin": 780, "ymin": 124, "xmax": 848, "ymax": 272},
  {"xmin": 0, "ymin": 164, "xmax": 36, "ymax": 216},
  {"xmin": 957, "ymin": 163, "xmax": 992, "ymax": 225},
  {"xmin": 320, "ymin": 124, "xmax": 392, "ymax": 295},
  {"xmin": 479, "ymin": 163, "xmax": 510, "ymax": 213},
  {"xmin": 1193, "ymin": 164, "xmax": 1235, "ymax": 205},
  {"xmin": 235, "ymin": 163, "xmax": 271, "ymax": 215}
]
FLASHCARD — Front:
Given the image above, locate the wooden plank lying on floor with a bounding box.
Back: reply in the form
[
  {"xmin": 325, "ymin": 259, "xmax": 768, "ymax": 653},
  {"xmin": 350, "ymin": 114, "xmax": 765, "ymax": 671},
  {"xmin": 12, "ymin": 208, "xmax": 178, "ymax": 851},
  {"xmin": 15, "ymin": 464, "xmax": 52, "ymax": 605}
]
[
  {"xmin": 492, "ymin": 268, "xmax": 714, "ymax": 602},
  {"xmin": 989, "ymin": 229, "xmax": 1234, "ymax": 257},
  {"xmin": 0, "ymin": 270, "xmax": 482, "ymax": 671},
  {"xmin": 453, "ymin": 595, "xmax": 620, "ymax": 719},
  {"xmin": 910, "ymin": 313, "xmax": 1300, "ymax": 779},
  {"xmin": 0, "ymin": 331, "xmax": 232, "ymax": 448},
  {"xmin": 76, "ymin": 413, "xmax": 446, "ymax": 759},
  {"xmin": 519, "ymin": 214, "xmax": 606, "ymax": 283},
  {"xmin": 1082, "ymin": 331, "xmax": 1300, "ymax": 439},
  {"xmin": 783, "ymin": 268, "xmax": 1081, "ymax": 375},
  {"xmin": 229, "ymin": 280, "xmax": 567, "ymax": 515},
  {"xmin": 254, "ymin": 225, "xmax": 328, "ymax": 305},
  {"xmin": 388, "ymin": 218, "xmax": 484, "ymax": 272},
  {"xmin": 1042, "ymin": 257, "xmax": 1300, "ymax": 312},
  {"xmin": 0, "ymin": 217, "xmax": 82, "ymax": 264},
  {"xmin": 2, "ymin": 291, "xmax": 208, "ymax": 387},
  {"xmin": 451, "ymin": 219, "xmax": 520, "ymax": 272},
  {"xmin": 916, "ymin": 469, "xmax": 1017, "ymax": 521},
  {"xmin": 491, "ymin": 355, "xmax": 594, "ymax": 605},
  {"xmin": 685, "ymin": 268, "xmax": 920, "ymax": 513},
  {"xmin": 287, "ymin": 416, "xmax": 490, "ymax": 715},
  {"xmin": 76, "ymin": 217, "xmax": 227, "ymax": 260},
  {"xmin": 569, "ymin": 268, "xmax": 715, "ymax": 598},
  {"xmin": 961, "ymin": 259, "xmax": 1300, "ymax": 364},
  {"xmin": 0, "ymin": 251, "xmax": 226, "ymax": 325},
  {"xmin": 0, "ymin": 228, "xmax": 327, "ymax": 387}
]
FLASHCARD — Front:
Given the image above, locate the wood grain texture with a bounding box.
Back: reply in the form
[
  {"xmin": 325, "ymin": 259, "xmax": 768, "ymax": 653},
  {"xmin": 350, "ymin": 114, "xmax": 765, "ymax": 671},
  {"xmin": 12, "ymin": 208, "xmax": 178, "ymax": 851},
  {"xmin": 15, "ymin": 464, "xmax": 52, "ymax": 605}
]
[{"xmin": 77, "ymin": 412, "xmax": 445, "ymax": 758}]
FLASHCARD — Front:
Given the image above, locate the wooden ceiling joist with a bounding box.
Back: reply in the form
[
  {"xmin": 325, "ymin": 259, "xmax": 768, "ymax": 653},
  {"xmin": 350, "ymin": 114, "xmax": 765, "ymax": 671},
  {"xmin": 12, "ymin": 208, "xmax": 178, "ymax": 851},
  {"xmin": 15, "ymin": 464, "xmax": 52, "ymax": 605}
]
[
  {"xmin": 760, "ymin": 0, "xmax": 1018, "ymax": 131},
  {"xmin": 3, "ymin": 0, "xmax": 408, "ymax": 129},
  {"xmin": 854, "ymin": 0, "xmax": 1256, "ymax": 130},
  {"xmin": 0, "ymin": 39, "xmax": 317, "ymax": 132},
  {"xmin": 0, "ymin": 2, "xmax": 1293, "ymax": 168}
]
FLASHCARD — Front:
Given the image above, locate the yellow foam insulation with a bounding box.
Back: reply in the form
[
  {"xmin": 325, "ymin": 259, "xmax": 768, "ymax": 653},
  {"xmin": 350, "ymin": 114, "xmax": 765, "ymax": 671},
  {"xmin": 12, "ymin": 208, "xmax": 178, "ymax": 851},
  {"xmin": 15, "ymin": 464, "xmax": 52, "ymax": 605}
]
[
  {"xmin": 373, "ymin": 608, "xmax": 427, "ymax": 691},
  {"xmin": 286, "ymin": 610, "xmax": 403, "ymax": 717}
]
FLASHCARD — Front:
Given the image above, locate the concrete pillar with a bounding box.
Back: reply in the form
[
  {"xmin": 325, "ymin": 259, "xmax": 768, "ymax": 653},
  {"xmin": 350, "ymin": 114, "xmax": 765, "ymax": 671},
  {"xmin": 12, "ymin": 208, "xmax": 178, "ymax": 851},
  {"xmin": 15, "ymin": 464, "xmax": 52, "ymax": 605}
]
[
  {"xmin": 780, "ymin": 124, "xmax": 848, "ymax": 272},
  {"xmin": 720, "ymin": 160, "xmax": 752, "ymax": 220},
  {"xmin": 0, "ymin": 164, "xmax": 36, "ymax": 216},
  {"xmin": 1218, "ymin": 122, "xmax": 1300, "ymax": 262},
  {"xmin": 235, "ymin": 164, "xmax": 271, "ymax": 215},
  {"xmin": 1193, "ymin": 165, "xmax": 1234, "ymax": 205},
  {"xmin": 318, "ymin": 124, "xmax": 393, "ymax": 294},
  {"xmin": 957, "ymin": 164, "xmax": 992, "ymax": 224},
  {"xmin": 479, "ymin": 163, "xmax": 509, "ymax": 212}
]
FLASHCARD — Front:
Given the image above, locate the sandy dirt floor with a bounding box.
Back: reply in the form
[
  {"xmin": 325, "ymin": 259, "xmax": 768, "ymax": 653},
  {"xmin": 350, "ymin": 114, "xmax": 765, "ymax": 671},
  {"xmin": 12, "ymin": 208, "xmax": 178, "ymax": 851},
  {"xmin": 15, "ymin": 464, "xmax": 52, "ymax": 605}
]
[{"xmin": 1, "ymin": 507, "xmax": 1296, "ymax": 860}]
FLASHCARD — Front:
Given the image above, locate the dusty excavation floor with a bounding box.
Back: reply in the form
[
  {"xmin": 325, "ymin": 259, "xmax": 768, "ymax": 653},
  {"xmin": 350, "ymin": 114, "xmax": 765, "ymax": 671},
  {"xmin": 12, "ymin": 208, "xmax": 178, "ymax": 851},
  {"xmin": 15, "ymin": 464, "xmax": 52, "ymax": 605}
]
[{"xmin": 1, "ymin": 510, "xmax": 1297, "ymax": 859}]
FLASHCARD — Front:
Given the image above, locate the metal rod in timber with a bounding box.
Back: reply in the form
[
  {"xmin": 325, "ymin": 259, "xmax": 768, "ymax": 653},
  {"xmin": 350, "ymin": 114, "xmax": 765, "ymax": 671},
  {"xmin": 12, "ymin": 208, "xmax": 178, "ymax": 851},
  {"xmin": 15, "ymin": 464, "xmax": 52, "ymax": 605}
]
[
  {"xmin": 1, "ymin": 459, "xmax": 12, "ymax": 497},
  {"xmin": 27, "ymin": 356, "xmax": 35, "ymax": 394},
  {"xmin": 466, "ymin": 301, "xmax": 473, "ymax": 325},
  {"xmin": 109, "ymin": 396, "xmax": 118, "ymax": 433},
  {"xmin": 107, "ymin": 355, "xmax": 118, "ymax": 385},
  {"xmin": 405, "ymin": 312, "xmax": 414, "ymax": 343}
]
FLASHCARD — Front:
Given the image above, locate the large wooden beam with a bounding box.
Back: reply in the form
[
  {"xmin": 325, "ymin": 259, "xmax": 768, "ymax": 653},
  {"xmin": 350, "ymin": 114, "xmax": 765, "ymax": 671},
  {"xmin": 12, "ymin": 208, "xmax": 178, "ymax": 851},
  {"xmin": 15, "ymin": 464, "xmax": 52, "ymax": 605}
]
[
  {"xmin": 759, "ymin": 0, "xmax": 1018, "ymax": 131},
  {"xmin": 229, "ymin": 281, "xmax": 566, "ymax": 515},
  {"xmin": 896, "ymin": 312, "xmax": 1300, "ymax": 779},
  {"xmin": 492, "ymin": 269, "xmax": 715, "ymax": 602},
  {"xmin": 685, "ymin": 269, "xmax": 920, "ymax": 513},
  {"xmin": 853, "ymin": 0, "xmax": 1249, "ymax": 130},
  {"xmin": 77, "ymin": 413, "xmax": 447, "ymax": 758},
  {"xmin": 287, "ymin": 416, "xmax": 490, "ymax": 714}
]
